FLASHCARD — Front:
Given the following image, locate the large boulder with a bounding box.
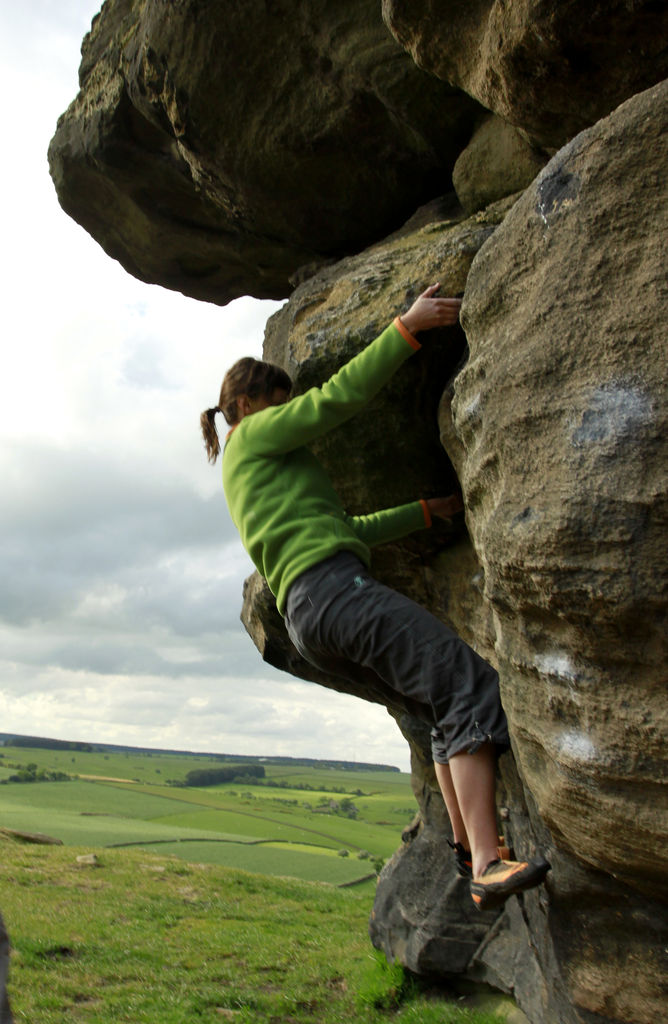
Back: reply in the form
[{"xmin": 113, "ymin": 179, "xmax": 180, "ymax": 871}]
[
  {"xmin": 453, "ymin": 78, "xmax": 667, "ymax": 902},
  {"xmin": 241, "ymin": 197, "xmax": 570, "ymax": 1020},
  {"xmin": 452, "ymin": 114, "xmax": 547, "ymax": 215},
  {"xmin": 48, "ymin": 0, "xmax": 480, "ymax": 304},
  {"xmin": 450, "ymin": 80, "xmax": 668, "ymax": 1023},
  {"xmin": 383, "ymin": 0, "xmax": 668, "ymax": 151}
]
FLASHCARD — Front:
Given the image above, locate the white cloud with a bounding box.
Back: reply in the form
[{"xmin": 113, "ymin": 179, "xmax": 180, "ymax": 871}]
[{"xmin": 0, "ymin": 670, "xmax": 408, "ymax": 769}]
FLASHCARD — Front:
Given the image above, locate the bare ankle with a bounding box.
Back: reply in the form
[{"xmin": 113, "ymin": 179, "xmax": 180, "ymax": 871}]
[{"xmin": 473, "ymin": 848, "xmax": 499, "ymax": 878}]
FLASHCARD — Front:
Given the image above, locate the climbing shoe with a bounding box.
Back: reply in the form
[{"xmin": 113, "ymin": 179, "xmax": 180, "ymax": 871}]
[
  {"xmin": 470, "ymin": 856, "xmax": 551, "ymax": 910},
  {"xmin": 449, "ymin": 837, "xmax": 512, "ymax": 880},
  {"xmin": 447, "ymin": 840, "xmax": 473, "ymax": 878}
]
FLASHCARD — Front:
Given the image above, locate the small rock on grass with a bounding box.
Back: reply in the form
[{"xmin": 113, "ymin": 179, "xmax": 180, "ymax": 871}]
[{"xmin": 75, "ymin": 853, "xmax": 100, "ymax": 867}]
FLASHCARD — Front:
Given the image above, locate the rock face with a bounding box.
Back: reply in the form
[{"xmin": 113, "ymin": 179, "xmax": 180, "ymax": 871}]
[
  {"xmin": 382, "ymin": 0, "xmax": 668, "ymax": 151},
  {"xmin": 241, "ymin": 91, "xmax": 668, "ymax": 1012},
  {"xmin": 450, "ymin": 81, "xmax": 668, "ymax": 1022},
  {"xmin": 452, "ymin": 115, "xmax": 547, "ymax": 215},
  {"xmin": 50, "ymin": 3, "xmax": 668, "ymax": 1023},
  {"xmin": 455, "ymin": 81, "xmax": 668, "ymax": 905}
]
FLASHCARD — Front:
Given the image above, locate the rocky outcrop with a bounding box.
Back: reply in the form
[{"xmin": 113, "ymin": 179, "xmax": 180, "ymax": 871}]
[
  {"xmin": 50, "ymin": 3, "xmax": 668, "ymax": 1022},
  {"xmin": 453, "ymin": 81, "xmax": 668, "ymax": 906},
  {"xmin": 382, "ymin": 0, "xmax": 668, "ymax": 151},
  {"xmin": 47, "ymin": 0, "xmax": 481, "ymax": 304},
  {"xmin": 450, "ymin": 82, "xmax": 668, "ymax": 1021},
  {"xmin": 242, "ymin": 83, "xmax": 668, "ymax": 1024},
  {"xmin": 0, "ymin": 828, "xmax": 63, "ymax": 846}
]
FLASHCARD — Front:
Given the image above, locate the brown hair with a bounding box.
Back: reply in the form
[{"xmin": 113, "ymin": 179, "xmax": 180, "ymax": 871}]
[{"xmin": 200, "ymin": 357, "xmax": 292, "ymax": 464}]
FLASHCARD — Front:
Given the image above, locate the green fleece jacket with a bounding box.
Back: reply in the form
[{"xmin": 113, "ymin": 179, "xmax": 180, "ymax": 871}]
[{"xmin": 222, "ymin": 318, "xmax": 432, "ymax": 615}]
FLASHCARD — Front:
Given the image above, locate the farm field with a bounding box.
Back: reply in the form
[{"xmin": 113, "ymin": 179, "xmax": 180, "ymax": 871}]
[
  {"xmin": 0, "ymin": 744, "xmax": 416, "ymax": 888},
  {"xmin": 1, "ymin": 842, "xmax": 512, "ymax": 1024}
]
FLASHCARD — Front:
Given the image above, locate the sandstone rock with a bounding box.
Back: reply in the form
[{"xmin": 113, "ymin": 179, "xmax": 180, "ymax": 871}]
[
  {"xmin": 455, "ymin": 77, "xmax": 668, "ymax": 898},
  {"xmin": 452, "ymin": 115, "xmax": 547, "ymax": 215},
  {"xmin": 261, "ymin": 200, "xmax": 513, "ymax": 527},
  {"xmin": 371, "ymin": 821, "xmax": 502, "ymax": 974},
  {"xmin": 48, "ymin": 0, "xmax": 481, "ymax": 304},
  {"xmin": 241, "ymin": 83, "xmax": 668, "ymax": 1020},
  {"xmin": 75, "ymin": 853, "xmax": 101, "ymax": 867},
  {"xmin": 0, "ymin": 827, "xmax": 63, "ymax": 846},
  {"xmin": 450, "ymin": 80, "xmax": 668, "ymax": 1022},
  {"xmin": 241, "ymin": 200, "xmax": 572, "ymax": 1013},
  {"xmin": 383, "ymin": 0, "xmax": 668, "ymax": 151}
]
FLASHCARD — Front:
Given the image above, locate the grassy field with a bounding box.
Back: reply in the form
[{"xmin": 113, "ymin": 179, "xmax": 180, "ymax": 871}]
[
  {"xmin": 1, "ymin": 841, "xmax": 516, "ymax": 1024},
  {"xmin": 0, "ymin": 744, "xmax": 526, "ymax": 1024},
  {"xmin": 0, "ymin": 746, "xmax": 415, "ymax": 888}
]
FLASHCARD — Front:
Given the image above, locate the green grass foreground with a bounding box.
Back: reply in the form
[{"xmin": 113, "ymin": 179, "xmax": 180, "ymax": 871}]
[{"xmin": 1, "ymin": 843, "xmax": 504, "ymax": 1024}]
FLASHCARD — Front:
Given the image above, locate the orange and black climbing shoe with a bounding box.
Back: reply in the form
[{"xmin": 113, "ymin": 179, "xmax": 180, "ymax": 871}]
[
  {"xmin": 448, "ymin": 840, "xmax": 473, "ymax": 878},
  {"xmin": 449, "ymin": 837, "xmax": 513, "ymax": 880},
  {"xmin": 470, "ymin": 856, "xmax": 551, "ymax": 910}
]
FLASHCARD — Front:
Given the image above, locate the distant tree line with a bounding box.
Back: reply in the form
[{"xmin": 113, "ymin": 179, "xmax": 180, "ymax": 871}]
[
  {"xmin": 0, "ymin": 734, "xmax": 400, "ymax": 772},
  {"xmin": 8, "ymin": 736, "xmax": 93, "ymax": 752},
  {"xmin": 179, "ymin": 764, "xmax": 266, "ymax": 788}
]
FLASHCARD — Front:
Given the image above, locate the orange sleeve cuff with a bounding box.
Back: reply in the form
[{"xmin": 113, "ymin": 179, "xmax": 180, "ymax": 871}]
[
  {"xmin": 420, "ymin": 499, "xmax": 432, "ymax": 528},
  {"xmin": 393, "ymin": 316, "xmax": 421, "ymax": 351}
]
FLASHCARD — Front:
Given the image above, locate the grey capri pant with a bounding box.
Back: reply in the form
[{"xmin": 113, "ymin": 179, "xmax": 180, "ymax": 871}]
[{"xmin": 284, "ymin": 551, "xmax": 509, "ymax": 764}]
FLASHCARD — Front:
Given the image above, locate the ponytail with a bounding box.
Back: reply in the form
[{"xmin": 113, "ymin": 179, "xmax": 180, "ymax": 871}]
[
  {"xmin": 200, "ymin": 357, "xmax": 292, "ymax": 465},
  {"xmin": 200, "ymin": 407, "xmax": 221, "ymax": 464}
]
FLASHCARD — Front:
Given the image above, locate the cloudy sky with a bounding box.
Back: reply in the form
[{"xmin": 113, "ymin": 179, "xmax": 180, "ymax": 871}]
[{"xmin": 0, "ymin": 0, "xmax": 410, "ymax": 772}]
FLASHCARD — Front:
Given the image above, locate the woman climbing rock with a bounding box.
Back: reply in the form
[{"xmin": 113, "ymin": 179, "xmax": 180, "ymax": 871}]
[{"xmin": 200, "ymin": 284, "xmax": 550, "ymax": 909}]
